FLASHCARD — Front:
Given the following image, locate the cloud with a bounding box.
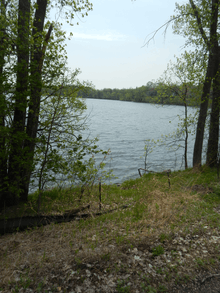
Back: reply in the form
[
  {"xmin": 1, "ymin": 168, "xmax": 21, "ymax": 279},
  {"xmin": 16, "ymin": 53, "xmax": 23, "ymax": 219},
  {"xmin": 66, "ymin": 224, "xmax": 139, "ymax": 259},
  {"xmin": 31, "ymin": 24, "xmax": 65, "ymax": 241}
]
[{"xmin": 72, "ymin": 32, "xmax": 126, "ymax": 41}]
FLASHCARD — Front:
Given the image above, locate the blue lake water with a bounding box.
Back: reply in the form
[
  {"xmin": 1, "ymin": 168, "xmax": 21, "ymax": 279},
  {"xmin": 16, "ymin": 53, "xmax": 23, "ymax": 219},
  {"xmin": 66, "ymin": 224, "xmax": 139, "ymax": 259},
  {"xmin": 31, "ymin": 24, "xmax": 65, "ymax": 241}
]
[{"xmin": 84, "ymin": 98, "xmax": 200, "ymax": 183}]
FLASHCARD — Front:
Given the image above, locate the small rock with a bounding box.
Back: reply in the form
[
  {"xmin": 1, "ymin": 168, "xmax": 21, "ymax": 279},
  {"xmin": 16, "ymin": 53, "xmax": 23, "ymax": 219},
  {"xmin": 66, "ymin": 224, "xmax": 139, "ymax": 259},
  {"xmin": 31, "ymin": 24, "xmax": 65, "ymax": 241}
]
[
  {"xmin": 75, "ymin": 286, "xmax": 82, "ymax": 293},
  {"xmin": 211, "ymin": 236, "xmax": 220, "ymax": 242},
  {"xmin": 134, "ymin": 255, "xmax": 141, "ymax": 261},
  {"xmin": 107, "ymin": 280, "xmax": 116, "ymax": 287}
]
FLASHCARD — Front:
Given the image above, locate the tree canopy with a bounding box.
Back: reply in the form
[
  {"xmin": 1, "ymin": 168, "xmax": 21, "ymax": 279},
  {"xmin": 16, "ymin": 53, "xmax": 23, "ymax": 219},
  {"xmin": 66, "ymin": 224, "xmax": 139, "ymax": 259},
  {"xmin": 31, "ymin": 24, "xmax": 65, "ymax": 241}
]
[
  {"xmin": 0, "ymin": 0, "xmax": 110, "ymax": 209},
  {"xmin": 172, "ymin": 0, "xmax": 220, "ymax": 167}
]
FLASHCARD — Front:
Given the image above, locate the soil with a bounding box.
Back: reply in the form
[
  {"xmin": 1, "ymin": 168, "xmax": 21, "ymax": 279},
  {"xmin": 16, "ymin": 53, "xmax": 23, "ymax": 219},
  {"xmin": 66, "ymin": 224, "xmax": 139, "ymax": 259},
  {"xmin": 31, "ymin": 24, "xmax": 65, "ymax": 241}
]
[
  {"xmin": 1, "ymin": 185, "xmax": 220, "ymax": 292},
  {"xmin": 1, "ymin": 215, "xmax": 220, "ymax": 292}
]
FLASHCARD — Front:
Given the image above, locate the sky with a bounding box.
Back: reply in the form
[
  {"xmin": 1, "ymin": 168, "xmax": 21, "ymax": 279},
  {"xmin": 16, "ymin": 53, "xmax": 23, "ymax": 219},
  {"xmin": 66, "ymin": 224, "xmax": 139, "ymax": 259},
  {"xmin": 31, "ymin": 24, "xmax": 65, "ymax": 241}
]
[{"xmin": 62, "ymin": 0, "xmax": 187, "ymax": 90}]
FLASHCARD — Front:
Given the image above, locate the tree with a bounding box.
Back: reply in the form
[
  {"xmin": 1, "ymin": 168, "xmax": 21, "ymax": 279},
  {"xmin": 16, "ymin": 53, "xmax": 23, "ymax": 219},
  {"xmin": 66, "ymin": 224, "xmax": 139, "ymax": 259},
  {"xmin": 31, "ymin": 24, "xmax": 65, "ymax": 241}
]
[
  {"xmin": 33, "ymin": 69, "xmax": 109, "ymax": 211},
  {"xmin": 173, "ymin": 0, "xmax": 220, "ymax": 167},
  {"xmin": 142, "ymin": 0, "xmax": 220, "ymax": 167},
  {"xmin": 155, "ymin": 52, "xmax": 202, "ymax": 169},
  {"xmin": 0, "ymin": 0, "xmax": 94, "ymax": 209}
]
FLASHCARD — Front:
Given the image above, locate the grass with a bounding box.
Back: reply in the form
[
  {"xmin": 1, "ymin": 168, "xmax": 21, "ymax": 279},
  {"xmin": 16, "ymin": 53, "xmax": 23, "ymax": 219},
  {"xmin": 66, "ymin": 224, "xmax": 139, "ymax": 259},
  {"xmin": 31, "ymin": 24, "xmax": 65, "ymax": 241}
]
[
  {"xmin": 1, "ymin": 166, "xmax": 220, "ymax": 292},
  {"xmin": 152, "ymin": 245, "xmax": 165, "ymax": 257}
]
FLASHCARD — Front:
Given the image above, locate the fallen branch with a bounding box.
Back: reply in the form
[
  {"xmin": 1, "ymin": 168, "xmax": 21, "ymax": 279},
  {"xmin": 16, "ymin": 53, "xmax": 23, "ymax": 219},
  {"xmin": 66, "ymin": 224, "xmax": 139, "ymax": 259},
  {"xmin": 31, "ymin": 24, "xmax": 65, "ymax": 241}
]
[
  {"xmin": 64, "ymin": 204, "xmax": 90, "ymax": 217},
  {"xmin": 138, "ymin": 168, "xmax": 155, "ymax": 177},
  {"xmin": 201, "ymin": 274, "xmax": 220, "ymax": 284},
  {"xmin": 0, "ymin": 204, "xmax": 131, "ymax": 234}
]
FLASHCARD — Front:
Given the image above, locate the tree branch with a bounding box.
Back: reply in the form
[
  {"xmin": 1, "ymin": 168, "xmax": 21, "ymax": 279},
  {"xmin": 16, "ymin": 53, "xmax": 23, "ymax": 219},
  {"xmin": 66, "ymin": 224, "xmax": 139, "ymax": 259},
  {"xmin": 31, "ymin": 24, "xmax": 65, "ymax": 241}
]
[
  {"xmin": 39, "ymin": 23, "xmax": 53, "ymax": 72},
  {"xmin": 142, "ymin": 14, "xmax": 190, "ymax": 48},
  {"xmin": 189, "ymin": 0, "xmax": 209, "ymax": 48}
]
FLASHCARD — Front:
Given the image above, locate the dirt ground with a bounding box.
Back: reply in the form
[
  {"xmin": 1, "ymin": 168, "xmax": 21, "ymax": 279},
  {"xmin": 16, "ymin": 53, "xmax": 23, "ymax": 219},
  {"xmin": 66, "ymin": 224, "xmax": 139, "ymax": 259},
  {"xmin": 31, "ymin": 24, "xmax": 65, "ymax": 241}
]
[{"xmin": 1, "ymin": 219, "xmax": 220, "ymax": 293}]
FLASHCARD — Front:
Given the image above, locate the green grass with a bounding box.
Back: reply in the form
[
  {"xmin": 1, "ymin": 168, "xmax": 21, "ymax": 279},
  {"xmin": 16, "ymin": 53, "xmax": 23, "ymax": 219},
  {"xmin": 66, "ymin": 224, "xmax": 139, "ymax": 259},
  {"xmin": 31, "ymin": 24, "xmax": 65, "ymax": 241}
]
[
  {"xmin": 152, "ymin": 245, "xmax": 165, "ymax": 257},
  {"xmin": 116, "ymin": 279, "xmax": 130, "ymax": 293},
  {"xmin": 1, "ymin": 166, "xmax": 220, "ymax": 228},
  {"xmin": 2, "ymin": 166, "xmax": 220, "ymax": 292}
]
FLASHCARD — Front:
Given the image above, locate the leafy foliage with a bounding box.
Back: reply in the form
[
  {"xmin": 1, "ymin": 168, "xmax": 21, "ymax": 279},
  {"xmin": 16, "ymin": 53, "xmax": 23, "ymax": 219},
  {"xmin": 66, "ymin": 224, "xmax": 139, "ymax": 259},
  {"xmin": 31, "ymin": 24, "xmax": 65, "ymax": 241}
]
[
  {"xmin": 0, "ymin": 0, "xmax": 108, "ymax": 209},
  {"xmin": 78, "ymin": 81, "xmax": 202, "ymax": 106}
]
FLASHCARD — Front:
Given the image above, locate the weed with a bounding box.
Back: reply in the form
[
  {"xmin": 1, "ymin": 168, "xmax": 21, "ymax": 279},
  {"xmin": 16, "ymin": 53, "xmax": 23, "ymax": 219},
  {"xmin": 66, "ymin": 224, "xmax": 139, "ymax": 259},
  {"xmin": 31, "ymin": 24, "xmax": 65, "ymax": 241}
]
[
  {"xmin": 159, "ymin": 233, "xmax": 170, "ymax": 243},
  {"xmin": 116, "ymin": 279, "xmax": 130, "ymax": 293},
  {"xmin": 209, "ymin": 258, "xmax": 216, "ymax": 265},
  {"xmin": 171, "ymin": 265, "xmax": 178, "ymax": 273},
  {"xmin": 158, "ymin": 284, "xmax": 168, "ymax": 292},
  {"xmin": 132, "ymin": 202, "xmax": 146, "ymax": 222},
  {"xmin": 115, "ymin": 264, "xmax": 119, "ymax": 273},
  {"xmin": 116, "ymin": 235, "xmax": 125, "ymax": 244},
  {"xmin": 171, "ymin": 249, "xmax": 177, "ymax": 257},
  {"xmin": 12, "ymin": 286, "xmax": 19, "ymax": 293},
  {"xmin": 141, "ymin": 275, "xmax": 150, "ymax": 284},
  {"xmin": 90, "ymin": 243, "xmax": 95, "ymax": 250},
  {"xmin": 175, "ymin": 274, "xmax": 181, "ymax": 284},
  {"xmin": 101, "ymin": 253, "xmax": 111, "ymax": 261},
  {"xmin": 164, "ymin": 270, "xmax": 172, "ymax": 281},
  {"xmin": 152, "ymin": 245, "xmax": 164, "ymax": 257},
  {"xmin": 75, "ymin": 257, "xmax": 82, "ymax": 266},
  {"xmin": 3, "ymin": 167, "xmax": 220, "ymax": 293},
  {"xmin": 36, "ymin": 281, "xmax": 44, "ymax": 292},
  {"xmin": 145, "ymin": 285, "xmax": 157, "ymax": 293},
  {"xmin": 140, "ymin": 282, "xmax": 148, "ymax": 291},
  {"xmin": 20, "ymin": 275, "xmax": 31, "ymax": 289},
  {"xmin": 156, "ymin": 267, "xmax": 163, "ymax": 274},
  {"xmin": 195, "ymin": 258, "xmax": 205, "ymax": 267},
  {"xmin": 182, "ymin": 274, "xmax": 190, "ymax": 282},
  {"xmin": 121, "ymin": 179, "xmax": 138, "ymax": 190}
]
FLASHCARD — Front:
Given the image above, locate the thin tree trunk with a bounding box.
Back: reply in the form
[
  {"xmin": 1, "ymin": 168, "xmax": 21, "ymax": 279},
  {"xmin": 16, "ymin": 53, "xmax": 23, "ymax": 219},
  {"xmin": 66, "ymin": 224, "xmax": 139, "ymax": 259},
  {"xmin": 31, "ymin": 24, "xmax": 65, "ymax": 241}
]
[
  {"xmin": 183, "ymin": 87, "xmax": 188, "ymax": 169},
  {"xmin": 193, "ymin": 54, "xmax": 214, "ymax": 167}
]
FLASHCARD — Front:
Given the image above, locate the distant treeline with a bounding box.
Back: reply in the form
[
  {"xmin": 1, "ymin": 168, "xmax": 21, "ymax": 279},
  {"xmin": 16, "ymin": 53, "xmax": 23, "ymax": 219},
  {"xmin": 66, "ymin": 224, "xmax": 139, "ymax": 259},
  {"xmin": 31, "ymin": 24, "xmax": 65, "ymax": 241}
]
[
  {"xmin": 76, "ymin": 82, "xmax": 201, "ymax": 107},
  {"xmin": 46, "ymin": 82, "xmax": 201, "ymax": 106}
]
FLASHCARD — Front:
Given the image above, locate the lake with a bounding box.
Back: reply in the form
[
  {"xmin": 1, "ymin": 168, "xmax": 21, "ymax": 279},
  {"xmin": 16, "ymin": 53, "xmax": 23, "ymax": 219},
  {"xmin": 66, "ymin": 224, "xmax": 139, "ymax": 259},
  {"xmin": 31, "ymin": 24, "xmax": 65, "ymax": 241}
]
[{"xmin": 84, "ymin": 98, "xmax": 199, "ymax": 184}]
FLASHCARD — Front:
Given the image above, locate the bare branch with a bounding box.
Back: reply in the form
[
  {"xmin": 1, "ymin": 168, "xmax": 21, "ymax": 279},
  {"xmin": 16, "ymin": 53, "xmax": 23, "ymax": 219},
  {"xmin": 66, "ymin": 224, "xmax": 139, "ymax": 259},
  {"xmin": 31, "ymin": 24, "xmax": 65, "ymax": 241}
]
[{"xmin": 142, "ymin": 14, "xmax": 189, "ymax": 48}]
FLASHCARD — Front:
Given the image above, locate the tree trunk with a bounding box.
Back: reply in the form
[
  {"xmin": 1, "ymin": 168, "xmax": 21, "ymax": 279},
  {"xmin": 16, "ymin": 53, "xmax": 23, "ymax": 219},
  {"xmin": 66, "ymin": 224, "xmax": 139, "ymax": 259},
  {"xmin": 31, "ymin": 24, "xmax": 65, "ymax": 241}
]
[
  {"xmin": 0, "ymin": 0, "xmax": 8, "ymax": 208},
  {"xmin": 192, "ymin": 0, "xmax": 219, "ymax": 167},
  {"xmin": 20, "ymin": 0, "xmax": 51, "ymax": 201},
  {"xmin": 193, "ymin": 53, "xmax": 214, "ymax": 167},
  {"xmin": 206, "ymin": 55, "xmax": 220, "ymax": 167},
  {"xmin": 183, "ymin": 86, "xmax": 188, "ymax": 169},
  {"xmin": 7, "ymin": 0, "xmax": 30, "ymax": 206}
]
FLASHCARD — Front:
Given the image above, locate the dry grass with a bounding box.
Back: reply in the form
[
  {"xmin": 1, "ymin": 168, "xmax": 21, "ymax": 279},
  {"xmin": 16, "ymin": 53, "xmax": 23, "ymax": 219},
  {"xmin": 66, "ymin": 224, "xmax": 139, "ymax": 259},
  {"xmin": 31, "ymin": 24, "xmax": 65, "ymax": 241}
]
[{"xmin": 1, "ymin": 168, "xmax": 220, "ymax": 292}]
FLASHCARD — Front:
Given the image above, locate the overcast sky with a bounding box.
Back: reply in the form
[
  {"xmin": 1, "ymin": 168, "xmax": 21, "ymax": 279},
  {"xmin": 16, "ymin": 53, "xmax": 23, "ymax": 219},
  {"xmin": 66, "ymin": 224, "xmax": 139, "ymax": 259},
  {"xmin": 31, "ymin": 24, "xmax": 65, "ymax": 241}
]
[{"xmin": 63, "ymin": 0, "xmax": 187, "ymax": 90}]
